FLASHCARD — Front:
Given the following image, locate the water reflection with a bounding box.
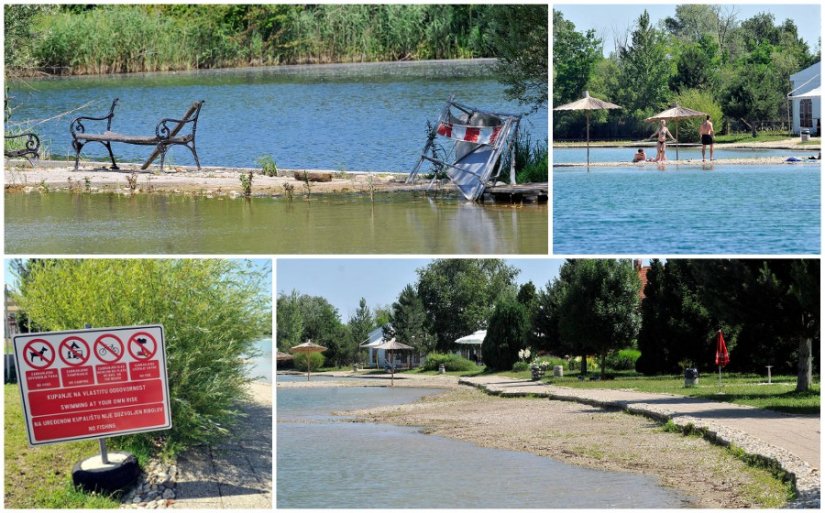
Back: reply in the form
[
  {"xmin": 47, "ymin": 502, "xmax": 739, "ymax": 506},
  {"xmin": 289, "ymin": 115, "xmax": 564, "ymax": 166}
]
[{"xmin": 5, "ymin": 192, "xmax": 548, "ymax": 254}]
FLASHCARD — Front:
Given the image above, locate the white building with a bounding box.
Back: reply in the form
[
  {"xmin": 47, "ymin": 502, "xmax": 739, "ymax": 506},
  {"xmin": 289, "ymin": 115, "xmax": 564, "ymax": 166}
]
[
  {"xmin": 789, "ymin": 62, "xmax": 820, "ymax": 135},
  {"xmin": 360, "ymin": 326, "xmax": 421, "ymax": 368}
]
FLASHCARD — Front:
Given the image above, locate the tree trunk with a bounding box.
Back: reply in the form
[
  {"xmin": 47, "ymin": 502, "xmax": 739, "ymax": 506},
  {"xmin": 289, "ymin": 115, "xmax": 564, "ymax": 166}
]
[
  {"xmin": 600, "ymin": 353, "xmax": 607, "ymax": 379},
  {"xmin": 581, "ymin": 353, "xmax": 587, "ymax": 375},
  {"xmin": 796, "ymin": 336, "xmax": 812, "ymax": 392}
]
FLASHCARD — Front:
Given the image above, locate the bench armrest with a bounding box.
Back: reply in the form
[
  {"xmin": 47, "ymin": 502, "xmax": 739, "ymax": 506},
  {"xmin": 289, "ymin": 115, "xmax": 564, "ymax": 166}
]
[
  {"xmin": 70, "ymin": 98, "xmax": 119, "ymax": 138},
  {"xmin": 4, "ymin": 132, "xmax": 41, "ymax": 157},
  {"xmin": 154, "ymin": 100, "xmax": 204, "ymax": 140}
]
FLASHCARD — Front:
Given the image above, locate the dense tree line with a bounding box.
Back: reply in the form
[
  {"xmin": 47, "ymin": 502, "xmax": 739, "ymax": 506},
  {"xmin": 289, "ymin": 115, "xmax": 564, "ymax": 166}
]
[
  {"xmin": 636, "ymin": 259, "xmax": 819, "ymax": 391},
  {"xmin": 554, "ymin": 6, "xmax": 820, "ymax": 140},
  {"xmin": 277, "ymin": 258, "xmax": 818, "ymax": 390}
]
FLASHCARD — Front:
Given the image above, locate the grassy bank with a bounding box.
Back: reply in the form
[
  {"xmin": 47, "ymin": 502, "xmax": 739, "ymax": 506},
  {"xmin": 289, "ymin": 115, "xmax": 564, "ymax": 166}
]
[
  {"xmin": 4, "ymin": 384, "xmax": 125, "ymax": 508},
  {"xmin": 501, "ymin": 371, "xmax": 819, "ymax": 415},
  {"xmin": 7, "ymin": 5, "xmax": 498, "ymax": 75}
]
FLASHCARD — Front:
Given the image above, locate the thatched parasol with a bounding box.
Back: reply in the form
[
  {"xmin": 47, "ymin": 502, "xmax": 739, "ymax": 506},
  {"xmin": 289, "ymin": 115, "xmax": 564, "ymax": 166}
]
[
  {"xmin": 373, "ymin": 338, "xmax": 414, "ymax": 387},
  {"xmin": 554, "ymin": 91, "xmax": 622, "ymax": 167},
  {"xmin": 290, "ymin": 340, "xmax": 327, "ymax": 381}
]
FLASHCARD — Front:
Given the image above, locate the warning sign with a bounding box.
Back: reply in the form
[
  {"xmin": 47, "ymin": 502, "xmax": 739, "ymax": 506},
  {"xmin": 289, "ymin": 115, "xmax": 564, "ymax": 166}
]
[{"xmin": 13, "ymin": 325, "xmax": 171, "ymax": 446}]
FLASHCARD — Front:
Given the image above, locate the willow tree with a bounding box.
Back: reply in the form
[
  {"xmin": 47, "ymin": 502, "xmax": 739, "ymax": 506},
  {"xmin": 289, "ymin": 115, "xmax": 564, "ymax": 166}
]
[{"xmin": 14, "ymin": 259, "xmax": 271, "ymax": 454}]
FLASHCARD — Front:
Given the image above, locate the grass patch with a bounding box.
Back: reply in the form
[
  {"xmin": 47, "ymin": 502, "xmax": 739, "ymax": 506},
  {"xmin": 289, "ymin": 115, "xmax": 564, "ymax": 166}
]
[
  {"xmin": 4, "ymin": 384, "xmax": 123, "ymax": 508},
  {"xmin": 539, "ymin": 373, "xmax": 819, "ymax": 415},
  {"xmin": 659, "ymin": 418, "xmax": 795, "ymax": 506}
]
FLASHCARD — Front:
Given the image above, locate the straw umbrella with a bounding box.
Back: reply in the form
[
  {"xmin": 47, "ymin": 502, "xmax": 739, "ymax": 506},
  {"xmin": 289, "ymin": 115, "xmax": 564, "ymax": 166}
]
[
  {"xmin": 644, "ymin": 105, "xmax": 708, "ymax": 160},
  {"xmin": 373, "ymin": 338, "xmax": 414, "ymax": 387},
  {"xmin": 290, "ymin": 340, "xmax": 327, "ymax": 381},
  {"xmin": 554, "ymin": 91, "xmax": 622, "ymax": 167}
]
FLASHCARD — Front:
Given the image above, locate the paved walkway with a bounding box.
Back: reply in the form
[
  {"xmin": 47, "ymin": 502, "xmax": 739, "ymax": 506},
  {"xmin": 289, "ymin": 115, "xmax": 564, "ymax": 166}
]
[
  {"xmin": 460, "ymin": 375, "xmax": 820, "ymax": 507},
  {"xmin": 172, "ymin": 383, "xmax": 272, "ymax": 509}
]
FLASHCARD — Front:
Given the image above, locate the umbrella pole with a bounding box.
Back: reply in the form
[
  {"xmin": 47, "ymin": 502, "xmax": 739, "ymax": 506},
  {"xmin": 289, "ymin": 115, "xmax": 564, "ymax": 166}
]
[
  {"xmin": 675, "ymin": 122, "xmax": 680, "ymax": 160},
  {"xmin": 390, "ymin": 350, "xmax": 394, "ymax": 387},
  {"xmin": 307, "ymin": 355, "xmax": 311, "ymax": 381},
  {"xmin": 718, "ymin": 365, "xmax": 721, "ymax": 388},
  {"xmin": 586, "ymin": 111, "xmax": 591, "ymax": 170}
]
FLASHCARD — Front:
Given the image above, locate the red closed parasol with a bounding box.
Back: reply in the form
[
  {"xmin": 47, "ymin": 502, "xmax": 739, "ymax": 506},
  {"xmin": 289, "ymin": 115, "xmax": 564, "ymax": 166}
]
[
  {"xmin": 715, "ymin": 330, "xmax": 730, "ymax": 366},
  {"xmin": 715, "ymin": 329, "xmax": 729, "ymax": 389}
]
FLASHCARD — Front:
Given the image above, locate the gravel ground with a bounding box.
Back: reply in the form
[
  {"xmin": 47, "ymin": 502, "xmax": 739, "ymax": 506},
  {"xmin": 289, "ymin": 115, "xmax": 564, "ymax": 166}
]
[{"xmin": 344, "ymin": 386, "xmax": 793, "ymax": 508}]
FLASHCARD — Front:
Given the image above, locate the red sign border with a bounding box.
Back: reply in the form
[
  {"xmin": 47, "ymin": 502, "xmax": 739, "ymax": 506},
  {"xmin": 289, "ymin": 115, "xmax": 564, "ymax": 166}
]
[
  {"xmin": 58, "ymin": 336, "xmax": 91, "ymax": 367},
  {"xmin": 14, "ymin": 325, "xmax": 171, "ymax": 446},
  {"xmin": 22, "ymin": 339, "xmax": 56, "ymax": 370},
  {"xmin": 94, "ymin": 334, "xmax": 125, "ymax": 364}
]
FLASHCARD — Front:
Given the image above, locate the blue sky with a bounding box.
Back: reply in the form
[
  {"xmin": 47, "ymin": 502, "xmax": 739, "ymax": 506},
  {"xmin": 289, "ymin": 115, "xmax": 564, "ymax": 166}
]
[
  {"xmin": 556, "ymin": 3, "xmax": 821, "ymax": 57},
  {"xmin": 277, "ymin": 259, "xmax": 565, "ymax": 319}
]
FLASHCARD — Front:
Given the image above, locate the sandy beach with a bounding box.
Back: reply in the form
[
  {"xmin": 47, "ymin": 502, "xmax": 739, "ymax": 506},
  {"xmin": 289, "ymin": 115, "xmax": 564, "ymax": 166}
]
[
  {"xmin": 5, "ymin": 160, "xmax": 424, "ymax": 196},
  {"xmin": 278, "ymin": 373, "xmax": 791, "ymax": 508}
]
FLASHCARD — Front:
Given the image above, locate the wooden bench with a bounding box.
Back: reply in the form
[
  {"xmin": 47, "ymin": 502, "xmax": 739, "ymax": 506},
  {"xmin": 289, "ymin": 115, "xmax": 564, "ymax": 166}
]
[
  {"xmin": 4, "ymin": 132, "xmax": 41, "ymax": 165},
  {"xmin": 70, "ymin": 98, "xmax": 204, "ymax": 171}
]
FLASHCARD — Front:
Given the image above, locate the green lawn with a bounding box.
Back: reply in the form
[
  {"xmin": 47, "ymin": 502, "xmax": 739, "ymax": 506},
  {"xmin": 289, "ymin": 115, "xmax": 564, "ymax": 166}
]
[
  {"xmin": 4, "ymin": 384, "xmax": 122, "ymax": 508},
  {"xmin": 526, "ymin": 372, "xmax": 819, "ymax": 415}
]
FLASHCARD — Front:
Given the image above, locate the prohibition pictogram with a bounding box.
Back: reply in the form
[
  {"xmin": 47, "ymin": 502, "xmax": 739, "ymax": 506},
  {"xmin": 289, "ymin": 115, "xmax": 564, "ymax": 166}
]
[
  {"xmin": 59, "ymin": 336, "xmax": 91, "ymax": 367},
  {"xmin": 128, "ymin": 332, "xmax": 158, "ymax": 361},
  {"xmin": 94, "ymin": 334, "xmax": 125, "ymax": 364},
  {"xmin": 23, "ymin": 339, "xmax": 55, "ymax": 370}
]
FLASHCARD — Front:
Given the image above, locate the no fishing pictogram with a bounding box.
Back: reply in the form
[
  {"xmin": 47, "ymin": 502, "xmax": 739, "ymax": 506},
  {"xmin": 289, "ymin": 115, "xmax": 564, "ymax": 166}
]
[
  {"xmin": 94, "ymin": 334, "xmax": 125, "ymax": 364},
  {"xmin": 128, "ymin": 332, "xmax": 157, "ymax": 360},
  {"xmin": 23, "ymin": 339, "xmax": 55, "ymax": 370}
]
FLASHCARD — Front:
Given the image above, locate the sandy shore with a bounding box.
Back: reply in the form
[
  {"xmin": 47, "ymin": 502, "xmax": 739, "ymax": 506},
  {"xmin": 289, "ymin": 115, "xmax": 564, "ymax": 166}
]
[
  {"xmin": 554, "ymin": 137, "xmax": 820, "ymax": 150},
  {"xmin": 554, "ymin": 156, "xmax": 821, "ymax": 168},
  {"xmin": 5, "ymin": 160, "xmax": 434, "ymax": 196},
  {"xmin": 246, "ymin": 381, "xmax": 272, "ymax": 407},
  {"xmin": 280, "ymin": 373, "xmax": 791, "ymax": 508}
]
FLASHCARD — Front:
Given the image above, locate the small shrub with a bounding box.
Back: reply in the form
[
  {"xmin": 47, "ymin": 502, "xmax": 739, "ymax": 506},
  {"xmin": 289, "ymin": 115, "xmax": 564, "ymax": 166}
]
[
  {"xmin": 512, "ymin": 361, "xmax": 529, "ymax": 372},
  {"xmin": 606, "ymin": 348, "xmax": 641, "ymax": 371},
  {"xmin": 256, "ymin": 154, "xmax": 278, "ymax": 177},
  {"xmin": 239, "ymin": 171, "xmax": 253, "ymax": 197},
  {"xmin": 125, "ymin": 172, "xmax": 138, "ymax": 192},
  {"xmin": 83, "ymin": 176, "xmax": 92, "ymax": 192},
  {"xmin": 282, "ymin": 182, "xmax": 294, "ymax": 201},
  {"xmin": 293, "ymin": 352, "xmax": 325, "ymax": 372},
  {"xmin": 422, "ymin": 352, "xmax": 477, "ymax": 372}
]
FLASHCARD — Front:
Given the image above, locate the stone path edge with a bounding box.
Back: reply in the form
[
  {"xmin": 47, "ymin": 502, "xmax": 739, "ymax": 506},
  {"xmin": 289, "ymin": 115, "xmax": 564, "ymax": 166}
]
[{"xmin": 458, "ymin": 377, "xmax": 820, "ymax": 509}]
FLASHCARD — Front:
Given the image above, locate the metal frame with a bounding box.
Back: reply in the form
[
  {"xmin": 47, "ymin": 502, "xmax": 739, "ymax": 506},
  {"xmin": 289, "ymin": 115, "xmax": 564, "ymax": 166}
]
[
  {"xmin": 4, "ymin": 132, "xmax": 41, "ymax": 166},
  {"xmin": 408, "ymin": 95, "xmax": 521, "ymax": 201}
]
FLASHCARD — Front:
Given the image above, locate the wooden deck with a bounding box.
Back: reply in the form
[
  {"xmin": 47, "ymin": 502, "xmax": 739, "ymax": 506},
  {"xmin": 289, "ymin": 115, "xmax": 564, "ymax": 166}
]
[{"xmin": 481, "ymin": 183, "xmax": 547, "ymax": 204}]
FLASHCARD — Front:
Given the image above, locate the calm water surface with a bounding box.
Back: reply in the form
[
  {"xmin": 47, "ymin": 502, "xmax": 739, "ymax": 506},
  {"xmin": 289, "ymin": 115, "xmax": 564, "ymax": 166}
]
[
  {"xmin": 553, "ymin": 146, "xmax": 820, "ymax": 164},
  {"xmin": 5, "ymin": 192, "xmax": 547, "ymax": 254},
  {"xmin": 554, "ymin": 164, "xmax": 820, "ymax": 254},
  {"xmin": 8, "ymin": 61, "xmax": 548, "ymax": 171},
  {"xmin": 277, "ymin": 386, "xmax": 689, "ymax": 508},
  {"xmin": 247, "ymin": 338, "xmax": 272, "ymax": 384}
]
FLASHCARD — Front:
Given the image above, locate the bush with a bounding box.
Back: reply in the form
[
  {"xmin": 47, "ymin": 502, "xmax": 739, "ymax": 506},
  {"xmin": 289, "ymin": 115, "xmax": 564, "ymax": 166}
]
[
  {"xmin": 512, "ymin": 360, "xmax": 529, "ymax": 372},
  {"xmin": 13, "ymin": 259, "xmax": 271, "ymax": 456},
  {"xmin": 293, "ymin": 352, "xmax": 325, "ymax": 372},
  {"xmin": 606, "ymin": 348, "xmax": 641, "ymax": 370},
  {"xmin": 422, "ymin": 352, "xmax": 477, "ymax": 372}
]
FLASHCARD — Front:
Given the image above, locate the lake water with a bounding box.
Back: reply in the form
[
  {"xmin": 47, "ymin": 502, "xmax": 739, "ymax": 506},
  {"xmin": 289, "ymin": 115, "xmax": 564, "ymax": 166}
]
[
  {"xmin": 277, "ymin": 386, "xmax": 689, "ymax": 508},
  {"xmin": 247, "ymin": 338, "xmax": 272, "ymax": 384},
  {"xmin": 4, "ymin": 192, "xmax": 547, "ymax": 254},
  {"xmin": 553, "ymin": 146, "xmax": 820, "ymax": 164},
  {"xmin": 7, "ymin": 61, "xmax": 548, "ymax": 172},
  {"xmin": 554, "ymin": 164, "xmax": 820, "ymax": 254}
]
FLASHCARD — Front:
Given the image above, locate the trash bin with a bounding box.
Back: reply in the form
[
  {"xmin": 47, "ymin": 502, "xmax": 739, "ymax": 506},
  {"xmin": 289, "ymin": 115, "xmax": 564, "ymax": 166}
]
[
  {"xmin": 684, "ymin": 368, "xmax": 699, "ymax": 387},
  {"xmin": 801, "ymin": 129, "xmax": 810, "ymax": 142},
  {"xmin": 438, "ymin": 364, "xmax": 446, "ymax": 374},
  {"xmin": 4, "ymin": 354, "xmax": 16, "ymax": 384},
  {"xmin": 553, "ymin": 365, "xmax": 564, "ymax": 377}
]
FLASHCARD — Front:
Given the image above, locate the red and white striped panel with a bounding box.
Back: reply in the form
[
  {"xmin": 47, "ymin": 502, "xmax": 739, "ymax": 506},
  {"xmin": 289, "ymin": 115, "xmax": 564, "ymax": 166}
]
[{"xmin": 437, "ymin": 122, "xmax": 502, "ymax": 145}]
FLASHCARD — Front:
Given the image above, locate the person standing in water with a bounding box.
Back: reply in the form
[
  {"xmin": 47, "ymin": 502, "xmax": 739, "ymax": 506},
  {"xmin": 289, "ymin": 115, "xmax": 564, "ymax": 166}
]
[
  {"xmin": 700, "ymin": 115, "xmax": 715, "ymax": 162},
  {"xmin": 649, "ymin": 120, "xmax": 676, "ymax": 162}
]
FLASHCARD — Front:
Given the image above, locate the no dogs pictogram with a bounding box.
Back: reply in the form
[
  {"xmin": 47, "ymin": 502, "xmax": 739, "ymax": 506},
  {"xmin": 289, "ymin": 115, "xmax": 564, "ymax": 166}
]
[
  {"xmin": 23, "ymin": 339, "xmax": 55, "ymax": 369},
  {"xmin": 94, "ymin": 334, "xmax": 125, "ymax": 364},
  {"xmin": 128, "ymin": 332, "xmax": 158, "ymax": 360},
  {"xmin": 59, "ymin": 336, "xmax": 91, "ymax": 366}
]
